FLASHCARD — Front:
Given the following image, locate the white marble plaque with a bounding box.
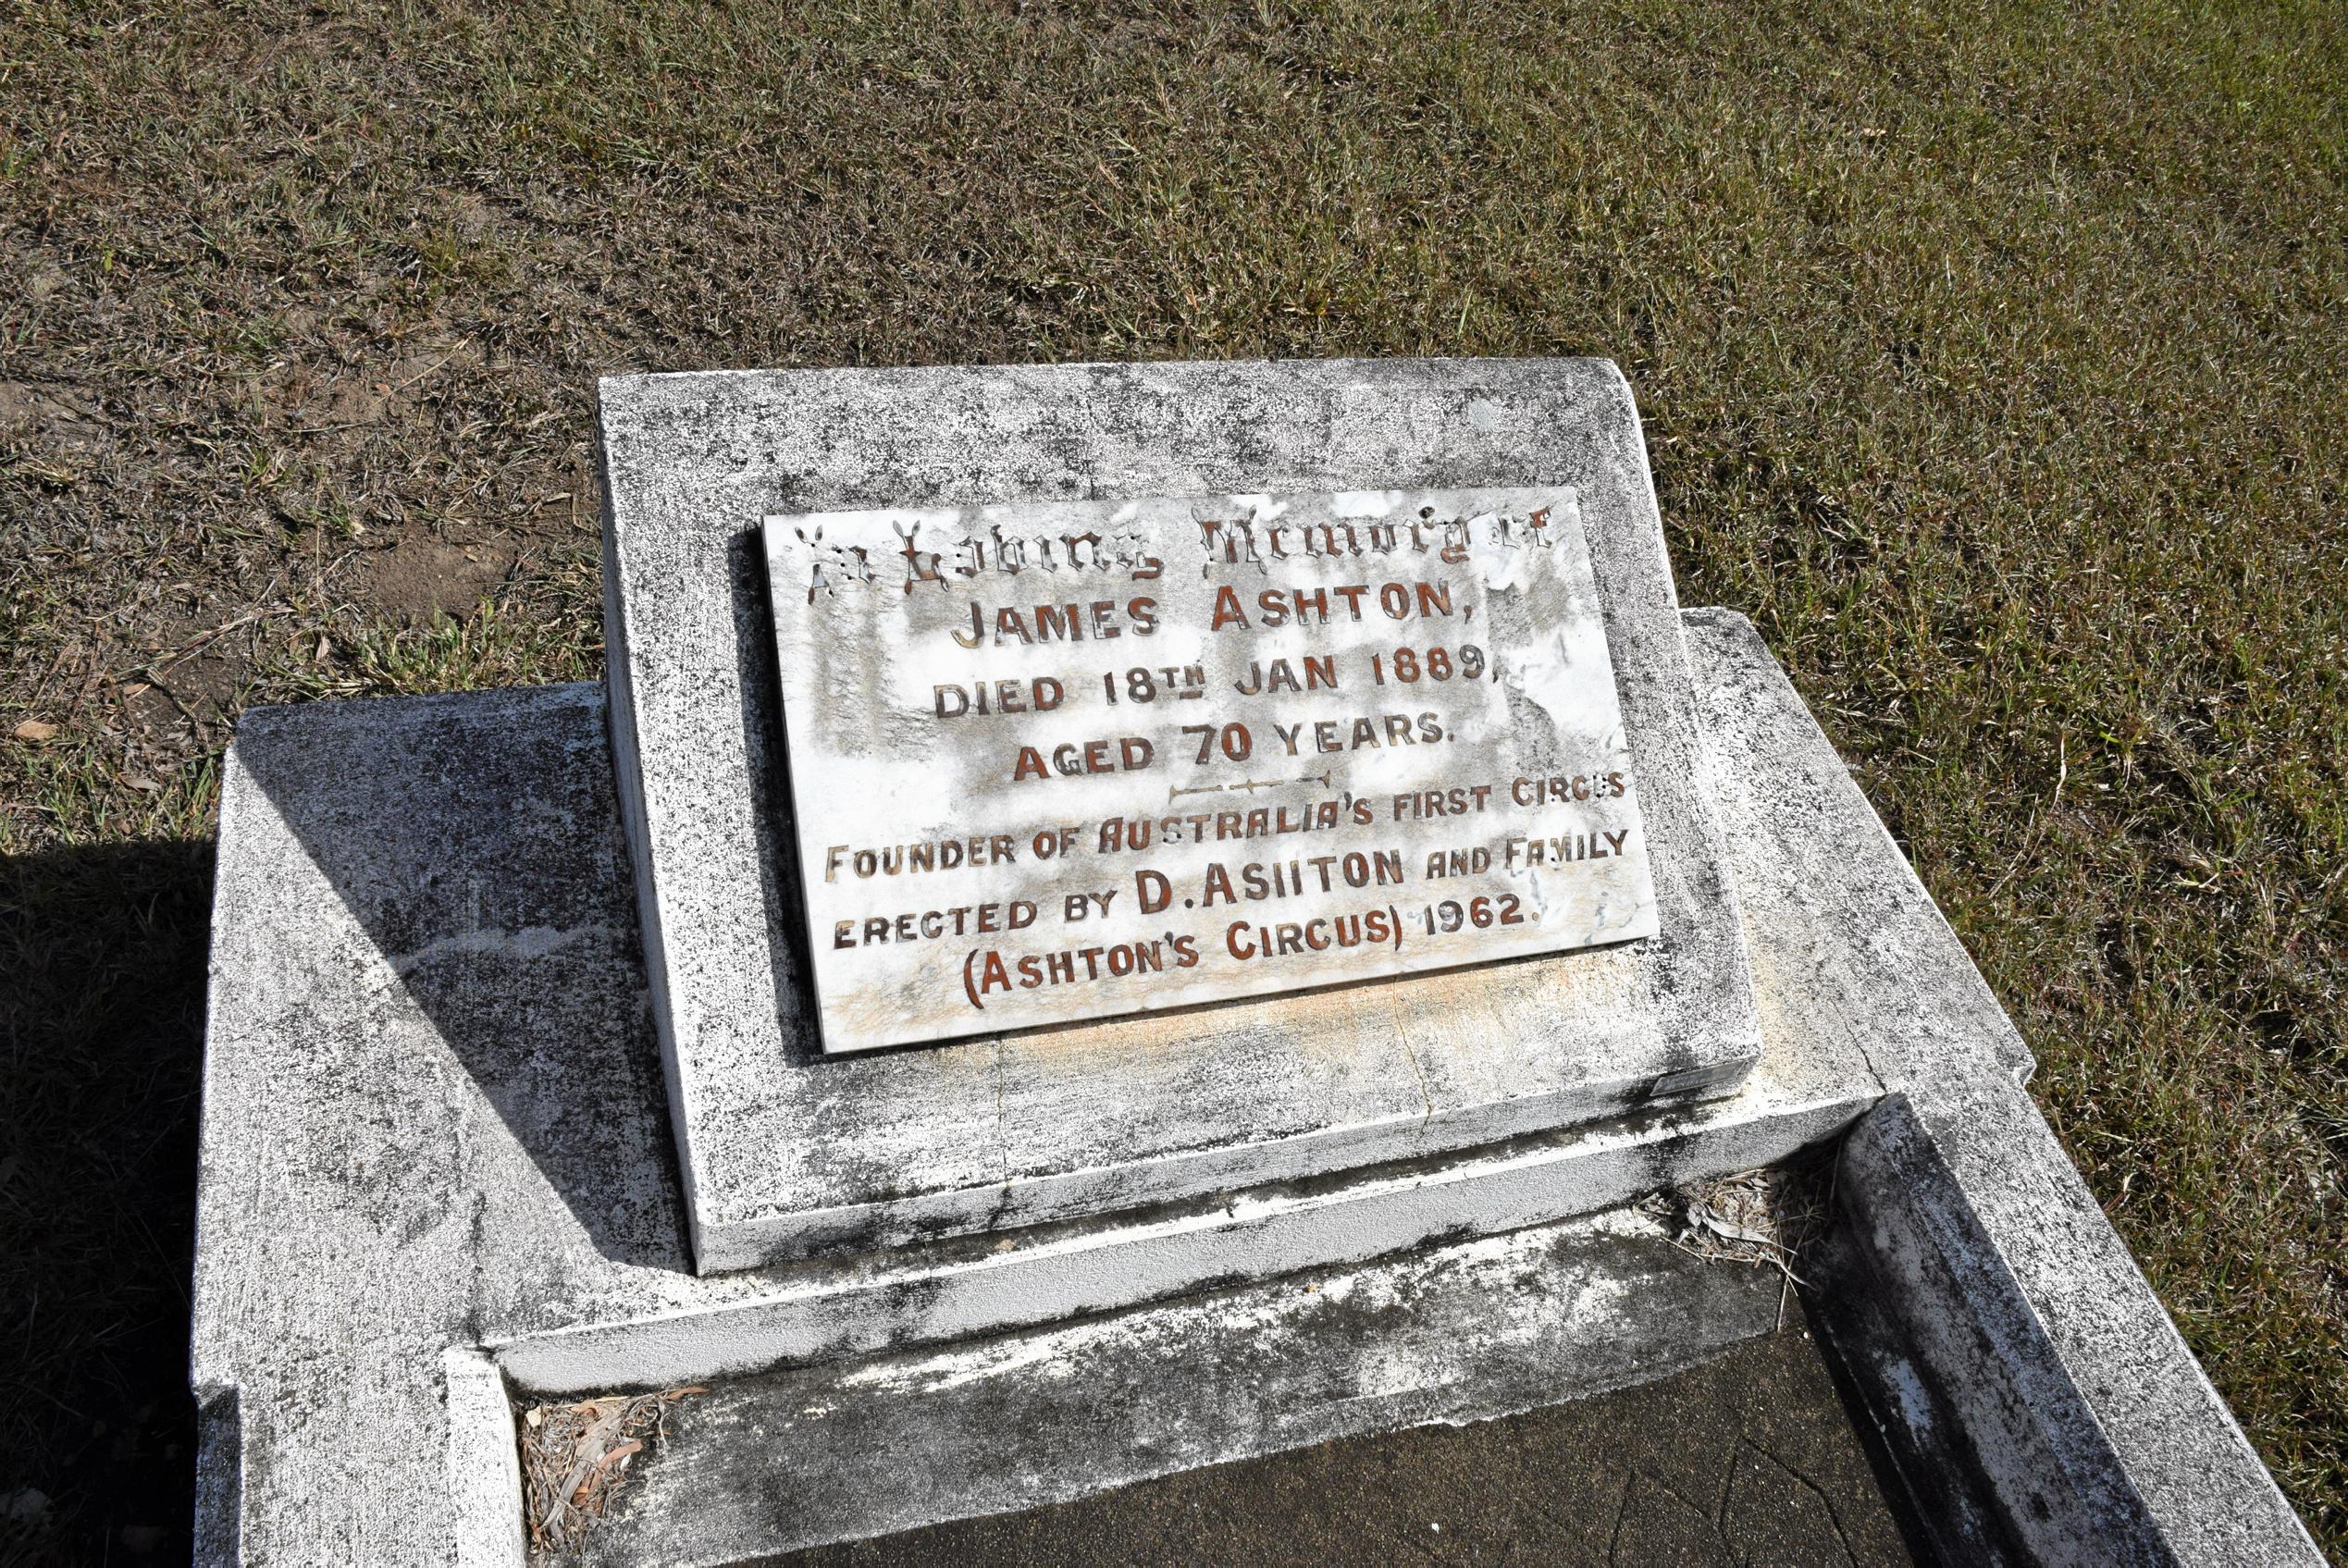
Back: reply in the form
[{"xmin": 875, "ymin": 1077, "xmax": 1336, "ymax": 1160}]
[{"xmin": 762, "ymin": 488, "xmax": 1660, "ymax": 1054}]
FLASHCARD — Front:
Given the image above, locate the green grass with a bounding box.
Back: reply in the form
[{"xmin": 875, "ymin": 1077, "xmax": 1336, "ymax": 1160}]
[{"xmin": 4, "ymin": 0, "xmax": 2343, "ymax": 1556}]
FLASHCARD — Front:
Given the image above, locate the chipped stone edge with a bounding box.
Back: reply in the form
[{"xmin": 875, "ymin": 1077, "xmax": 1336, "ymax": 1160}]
[{"xmin": 600, "ymin": 442, "xmax": 712, "ymax": 1266}]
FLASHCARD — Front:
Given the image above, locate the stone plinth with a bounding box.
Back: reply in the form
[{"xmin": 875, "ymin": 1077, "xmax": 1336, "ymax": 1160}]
[{"xmin": 598, "ymin": 358, "xmax": 1763, "ymax": 1273}]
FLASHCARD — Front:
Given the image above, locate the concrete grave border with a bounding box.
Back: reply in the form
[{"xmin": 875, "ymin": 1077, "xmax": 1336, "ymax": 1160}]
[{"xmin": 192, "ymin": 597, "xmax": 2317, "ymax": 1563}]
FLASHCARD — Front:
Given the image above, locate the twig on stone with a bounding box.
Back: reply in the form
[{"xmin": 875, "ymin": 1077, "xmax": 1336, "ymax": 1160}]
[
  {"xmin": 518, "ymin": 1385, "xmax": 703, "ymax": 1557},
  {"xmin": 1644, "ymin": 1163, "xmax": 1826, "ymax": 1287}
]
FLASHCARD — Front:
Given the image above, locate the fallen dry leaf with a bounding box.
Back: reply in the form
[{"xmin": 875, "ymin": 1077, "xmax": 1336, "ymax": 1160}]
[
  {"xmin": 12, "ymin": 719, "xmax": 58, "ymax": 742},
  {"xmin": 571, "ymin": 1438, "xmax": 644, "ymax": 1501}
]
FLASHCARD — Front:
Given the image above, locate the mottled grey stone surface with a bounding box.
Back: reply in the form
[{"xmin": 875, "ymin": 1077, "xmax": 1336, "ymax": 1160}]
[
  {"xmin": 760, "ymin": 1321, "xmax": 1916, "ymax": 1568},
  {"xmin": 1686, "ymin": 610, "xmax": 2322, "ymax": 1567},
  {"xmin": 189, "ymin": 610, "xmax": 2317, "ymax": 1565},
  {"xmin": 580, "ymin": 1214, "xmax": 1809, "ymax": 1566},
  {"xmin": 190, "ymin": 651, "xmax": 1863, "ymax": 1567},
  {"xmin": 598, "ymin": 358, "xmax": 1763, "ymax": 1272},
  {"xmin": 192, "ymin": 685, "xmax": 672, "ymax": 1566}
]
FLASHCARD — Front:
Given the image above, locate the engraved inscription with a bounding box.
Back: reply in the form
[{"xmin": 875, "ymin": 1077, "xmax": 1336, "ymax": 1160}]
[{"xmin": 762, "ymin": 488, "xmax": 1660, "ymax": 1053}]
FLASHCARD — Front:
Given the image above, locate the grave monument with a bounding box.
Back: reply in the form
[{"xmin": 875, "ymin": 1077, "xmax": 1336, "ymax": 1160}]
[{"xmin": 190, "ymin": 358, "xmax": 2321, "ymax": 1564}]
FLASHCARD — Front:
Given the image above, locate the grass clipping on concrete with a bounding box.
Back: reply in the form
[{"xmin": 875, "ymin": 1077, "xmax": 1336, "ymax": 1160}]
[{"xmin": 2, "ymin": 0, "xmax": 2343, "ymax": 1557}]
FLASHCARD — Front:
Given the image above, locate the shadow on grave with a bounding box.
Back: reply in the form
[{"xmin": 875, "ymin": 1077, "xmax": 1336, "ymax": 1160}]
[
  {"xmin": 224, "ymin": 528, "xmax": 816, "ymax": 1277},
  {"xmin": 2, "ymin": 537, "xmax": 788, "ymax": 1553},
  {"xmin": 229, "ymin": 674, "xmax": 698, "ymax": 1278},
  {"xmin": 234, "ymin": 525, "xmax": 834, "ymax": 1273},
  {"xmin": 1, "ymin": 839, "xmax": 212, "ymax": 1562}
]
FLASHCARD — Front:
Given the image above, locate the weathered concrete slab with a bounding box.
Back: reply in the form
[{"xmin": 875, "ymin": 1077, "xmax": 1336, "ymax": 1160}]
[
  {"xmin": 191, "ymin": 631, "xmax": 1859, "ymax": 1566},
  {"xmin": 190, "ymin": 611, "xmax": 2317, "ymax": 1564},
  {"xmin": 765, "ymin": 1322, "xmax": 1918, "ymax": 1568},
  {"xmin": 599, "ymin": 358, "xmax": 1762, "ymax": 1270},
  {"xmin": 579, "ymin": 1214, "xmax": 1816, "ymax": 1566},
  {"xmin": 759, "ymin": 485, "xmax": 1659, "ymax": 1054}
]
